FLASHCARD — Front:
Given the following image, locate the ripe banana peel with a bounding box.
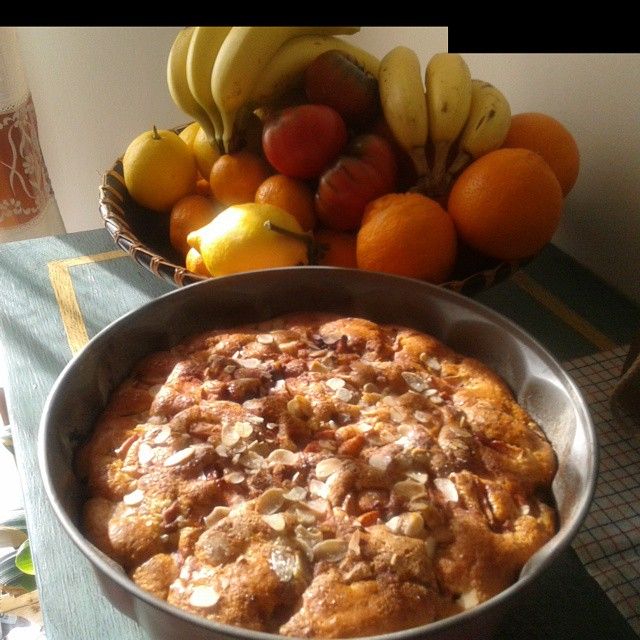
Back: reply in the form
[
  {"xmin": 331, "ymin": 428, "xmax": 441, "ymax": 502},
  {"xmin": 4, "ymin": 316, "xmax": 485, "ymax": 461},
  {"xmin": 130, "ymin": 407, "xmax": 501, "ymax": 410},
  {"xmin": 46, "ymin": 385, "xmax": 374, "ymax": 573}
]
[
  {"xmin": 166, "ymin": 27, "xmax": 218, "ymax": 144},
  {"xmin": 251, "ymin": 34, "xmax": 380, "ymax": 107},
  {"xmin": 186, "ymin": 26, "xmax": 232, "ymax": 152},
  {"xmin": 425, "ymin": 53, "xmax": 472, "ymax": 187},
  {"xmin": 448, "ymin": 79, "xmax": 511, "ymax": 175},
  {"xmin": 378, "ymin": 45, "xmax": 429, "ymax": 179},
  {"xmin": 211, "ymin": 26, "xmax": 360, "ymax": 152}
]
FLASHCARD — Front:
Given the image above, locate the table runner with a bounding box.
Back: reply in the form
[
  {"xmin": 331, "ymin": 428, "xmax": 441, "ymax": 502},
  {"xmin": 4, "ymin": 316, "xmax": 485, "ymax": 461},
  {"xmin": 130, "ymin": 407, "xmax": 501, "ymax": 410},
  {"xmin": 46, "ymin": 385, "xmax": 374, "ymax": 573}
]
[{"xmin": 565, "ymin": 346, "xmax": 640, "ymax": 635}]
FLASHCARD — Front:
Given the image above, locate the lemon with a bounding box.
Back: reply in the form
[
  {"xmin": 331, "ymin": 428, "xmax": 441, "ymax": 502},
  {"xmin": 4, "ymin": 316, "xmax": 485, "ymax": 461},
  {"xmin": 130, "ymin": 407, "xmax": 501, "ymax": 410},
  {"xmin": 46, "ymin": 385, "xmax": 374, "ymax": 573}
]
[
  {"xmin": 123, "ymin": 126, "xmax": 197, "ymax": 213},
  {"xmin": 179, "ymin": 121, "xmax": 200, "ymax": 150},
  {"xmin": 187, "ymin": 203, "xmax": 309, "ymax": 277},
  {"xmin": 192, "ymin": 125, "xmax": 221, "ymax": 179}
]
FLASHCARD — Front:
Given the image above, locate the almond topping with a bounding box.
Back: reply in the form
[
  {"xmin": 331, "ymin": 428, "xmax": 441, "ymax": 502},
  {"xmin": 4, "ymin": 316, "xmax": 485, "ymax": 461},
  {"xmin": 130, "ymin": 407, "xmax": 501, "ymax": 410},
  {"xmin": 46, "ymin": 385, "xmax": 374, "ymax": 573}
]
[
  {"xmin": 123, "ymin": 489, "xmax": 144, "ymax": 506},
  {"xmin": 386, "ymin": 512, "xmax": 425, "ymax": 537},
  {"xmin": 278, "ymin": 340, "xmax": 299, "ymax": 353},
  {"xmin": 313, "ymin": 538, "xmax": 348, "ymax": 562},
  {"xmin": 267, "ymin": 449, "xmax": 298, "ymax": 466},
  {"xmin": 223, "ymin": 471, "xmax": 245, "ymax": 484},
  {"xmin": 153, "ymin": 426, "xmax": 171, "ymax": 444},
  {"xmin": 283, "ymin": 486, "xmax": 307, "ymax": 501},
  {"xmin": 401, "ymin": 372, "xmax": 426, "ymax": 392},
  {"xmin": 326, "ymin": 377, "xmax": 346, "ymax": 391},
  {"xmin": 434, "ymin": 477, "xmax": 459, "ymax": 502},
  {"xmin": 393, "ymin": 479, "xmax": 428, "ymax": 499},
  {"xmin": 256, "ymin": 488, "xmax": 285, "ymax": 514},
  {"xmin": 189, "ymin": 585, "xmax": 220, "ymax": 609},
  {"xmin": 164, "ymin": 447, "xmax": 194, "ymax": 467},
  {"xmin": 262, "ymin": 513, "xmax": 286, "ymax": 531},
  {"xmin": 203, "ymin": 506, "xmax": 230, "ymax": 527},
  {"xmin": 236, "ymin": 357, "xmax": 260, "ymax": 369},
  {"xmin": 368, "ymin": 450, "xmax": 392, "ymax": 471},
  {"xmin": 256, "ymin": 334, "xmax": 274, "ymax": 344},
  {"xmin": 315, "ymin": 457, "xmax": 343, "ymax": 479},
  {"xmin": 138, "ymin": 442, "xmax": 155, "ymax": 465},
  {"xmin": 221, "ymin": 423, "xmax": 241, "ymax": 447},
  {"xmin": 309, "ymin": 479, "xmax": 329, "ymax": 499}
]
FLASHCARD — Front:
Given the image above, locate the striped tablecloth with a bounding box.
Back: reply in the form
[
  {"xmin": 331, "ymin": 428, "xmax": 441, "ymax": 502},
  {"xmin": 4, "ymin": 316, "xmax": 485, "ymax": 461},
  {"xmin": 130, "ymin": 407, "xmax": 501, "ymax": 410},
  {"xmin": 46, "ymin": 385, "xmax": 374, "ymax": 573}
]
[{"xmin": 565, "ymin": 346, "xmax": 640, "ymax": 635}]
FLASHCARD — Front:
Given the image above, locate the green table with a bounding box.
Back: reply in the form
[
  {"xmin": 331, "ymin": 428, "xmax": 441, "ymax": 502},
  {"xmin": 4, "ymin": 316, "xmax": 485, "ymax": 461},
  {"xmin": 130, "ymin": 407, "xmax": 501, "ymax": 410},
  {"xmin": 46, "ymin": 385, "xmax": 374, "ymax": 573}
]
[{"xmin": 1, "ymin": 229, "xmax": 638, "ymax": 640}]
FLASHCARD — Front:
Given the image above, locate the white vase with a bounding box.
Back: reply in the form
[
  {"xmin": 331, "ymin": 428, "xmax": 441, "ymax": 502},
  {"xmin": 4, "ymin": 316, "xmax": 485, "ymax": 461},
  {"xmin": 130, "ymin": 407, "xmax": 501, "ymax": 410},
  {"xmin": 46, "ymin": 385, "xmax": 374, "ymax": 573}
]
[{"xmin": 0, "ymin": 26, "xmax": 65, "ymax": 243}]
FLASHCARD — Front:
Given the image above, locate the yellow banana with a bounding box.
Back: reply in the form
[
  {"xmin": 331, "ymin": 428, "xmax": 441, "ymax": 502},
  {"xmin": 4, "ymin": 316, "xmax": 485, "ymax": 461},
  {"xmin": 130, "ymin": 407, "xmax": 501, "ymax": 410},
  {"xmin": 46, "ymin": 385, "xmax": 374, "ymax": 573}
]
[
  {"xmin": 186, "ymin": 26, "xmax": 232, "ymax": 152},
  {"xmin": 448, "ymin": 79, "xmax": 511, "ymax": 175},
  {"xmin": 166, "ymin": 26, "xmax": 217, "ymax": 144},
  {"xmin": 251, "ymin": 34, "xmax": 380, "ymax": 106},
  {"xmin": 211, "ymin": 26, "xmax": 360, "ymax": 152},
  {"xmin": 425, "ymin": 52, "xmax": 472, "ymax": 186},
  {"xmin": 378, "ymin": 46, "xmax": 429, "ymax": 178}
]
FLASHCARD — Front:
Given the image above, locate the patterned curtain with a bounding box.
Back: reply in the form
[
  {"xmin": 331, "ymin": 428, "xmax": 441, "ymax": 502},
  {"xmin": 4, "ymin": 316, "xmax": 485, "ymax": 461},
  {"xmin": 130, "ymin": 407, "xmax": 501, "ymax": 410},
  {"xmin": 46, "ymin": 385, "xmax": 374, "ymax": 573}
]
[{"xmin": 0, "ymin": 26, "xmax": 65, "ymax": 242}]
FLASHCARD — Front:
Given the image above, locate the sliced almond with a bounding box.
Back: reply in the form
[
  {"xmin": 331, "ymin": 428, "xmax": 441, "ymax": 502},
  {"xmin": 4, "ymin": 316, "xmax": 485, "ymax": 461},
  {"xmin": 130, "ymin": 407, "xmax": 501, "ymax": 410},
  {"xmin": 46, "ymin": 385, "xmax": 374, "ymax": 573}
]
[
  {"xmin": 262, "ymin": 513, "xmax": 286, "ymax": 532},
  {"xmin": 236, "ymin": 357, "xmax": 261, "ymax": 369},
  {"xmin": 309, "ymin": 479, "xmax": 329, "ymax": 499},
  {"xmin": 283, "ymin": 486, "xmax": 307, "ymax": 501},
  {"xmin": 239, "ymin": 450, "xmax": 265, "ymax": 470},
  {"xmin": 256, "ymin": 334, "xmax": 274, "ymax": 344},
  {"xmin": 406, "ymin": 470, "xmax": 429, "ymax": 484},
  {"xmin": 153, "ymin": 426, "xmax": 172, "ymax": 444},
  {"xmin": 385, "ymin": 512, "xmax": 425, "ymax": 537},
  {"xmin": 315, "ymin": 457, "xmax": 343, "ymax": 479},
  {"xmin": 414, "ymin": 410, "xmax": 431, "ymax": 423},
  {"xmin": 267, "ymin": 449, "xmax": 298, "ymax": 466},
  {"xmin": 434, "ymin": 477, "xmax": 459, "ymax": 503},
  {"xmin": 393, "ymin": 479, "xmax": 428, "ymax": 499},
  {"xmin": 368, "ymin": 450, "xmax": 392, "ymax": 471},
  {"xmin": 221, "ymin": 423, "xmax": 241, "ymax": 447},
  {"xmin": 256, "ymin": 488, "xmax": 285, "ymax": 514},
  {"xmin": 203, "ymin": 506, "xmax": 230, "ymax": 527},
  {"xmin": 164, "ymin": 447, "xmax": 194, "ymax": 467},
  {"xmin": 401, "ymin": 372, "xmax": 426, "ymax": 392},
  {"xmin": 224, "ymin": 470, "xmax": 245, "ymax": 484},
  {"xmin": 138, "ymin": 442, "xmax": 155, "ymax": 466},
  {"xmin": 234, "ymin": 421, "xmax": 254, "ymax": 438},
  {"xmin": 278, "ymin": 340, "xmax": 299, "ymax": 353},
  {"xmin": 123, "ymin": 489, "xmax": 144, "ymax": 506},
  {"xmin": 326, "ymin": 377, "xmax": 346, "ymax": 391},
  {"xmin": 189, "ymin": 585, "xmax": 220, "ymax": 609},
  {"xmin": 313, "ymin": 538, "xmax": 348, "ymax": 562}
]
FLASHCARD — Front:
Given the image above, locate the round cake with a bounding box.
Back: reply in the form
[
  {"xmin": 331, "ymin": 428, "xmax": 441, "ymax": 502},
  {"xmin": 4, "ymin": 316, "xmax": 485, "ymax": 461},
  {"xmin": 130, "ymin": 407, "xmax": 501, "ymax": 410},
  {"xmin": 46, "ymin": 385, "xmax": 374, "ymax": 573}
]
[{"xmin": 78, "ymin": 314, "xmax": 557, "ymax": 637}]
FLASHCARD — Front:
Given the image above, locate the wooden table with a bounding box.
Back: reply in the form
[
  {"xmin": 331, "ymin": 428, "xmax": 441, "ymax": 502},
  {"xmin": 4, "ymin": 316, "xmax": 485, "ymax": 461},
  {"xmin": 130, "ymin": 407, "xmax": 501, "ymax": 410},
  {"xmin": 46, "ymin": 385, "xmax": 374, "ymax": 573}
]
[{"xmin": 1, "ymin": 229, "xmax": 638, "ymax": 640}]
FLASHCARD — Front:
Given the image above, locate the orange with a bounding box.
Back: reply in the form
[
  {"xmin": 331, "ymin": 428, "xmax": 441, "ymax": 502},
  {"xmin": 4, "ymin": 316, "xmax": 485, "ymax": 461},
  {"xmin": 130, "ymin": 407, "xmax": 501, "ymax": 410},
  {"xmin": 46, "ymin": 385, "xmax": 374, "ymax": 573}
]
[
  {"xmin": 315, "ymin": 229, "xmax": 357, "ymax": 268},
  {"xmin": 185, "ymin": 247, "xmax": 211, "ymax": 276},
  {"xmin": 356, "ymin": 192, "xmax": 457, "ymax": 283},
  {"xmin": 255, "ymin": 174, "xmax": 316, "ymax": 231},
  {"xmin": 209, "ymin": 151, "xmax": 271, "ymax": 206},
  {"xmin": 447, "ymin": 147, "xmax": 563, "ymax": 262},
  {"xmin": 502, "ymin": 112, "xmax": 580, "ymax": 196},
  {"xmin": 169, "ymin": 194, "xmax": 219, "ymax": 256}
]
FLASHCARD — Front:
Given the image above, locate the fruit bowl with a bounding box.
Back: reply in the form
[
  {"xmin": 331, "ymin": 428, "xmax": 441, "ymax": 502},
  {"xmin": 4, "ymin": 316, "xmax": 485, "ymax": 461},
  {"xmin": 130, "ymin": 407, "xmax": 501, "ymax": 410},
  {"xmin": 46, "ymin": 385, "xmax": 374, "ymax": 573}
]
[{"xmin": 100, "ymin": 155, "xmax": 522, "ymax": 296}]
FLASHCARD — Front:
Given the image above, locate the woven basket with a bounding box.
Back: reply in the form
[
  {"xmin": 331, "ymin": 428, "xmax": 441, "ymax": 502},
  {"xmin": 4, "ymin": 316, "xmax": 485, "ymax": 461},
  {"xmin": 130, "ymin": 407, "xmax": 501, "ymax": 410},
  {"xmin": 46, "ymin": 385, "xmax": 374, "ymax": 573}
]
[{"xmin": 100, "ymin": 152, "xmax": 522, "ymax": 295}]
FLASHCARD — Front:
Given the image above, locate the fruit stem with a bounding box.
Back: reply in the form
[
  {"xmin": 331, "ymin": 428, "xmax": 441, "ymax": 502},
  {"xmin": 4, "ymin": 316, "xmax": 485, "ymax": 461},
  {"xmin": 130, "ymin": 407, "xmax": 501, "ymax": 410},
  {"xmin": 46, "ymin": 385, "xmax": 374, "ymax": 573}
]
[
  {"xmin": 152, "ymin": 125, "xmax": 160, "ymax": 140},
  {"xmin": 263, "ymin": 221, "xmax": 319, "ymax": 263}
]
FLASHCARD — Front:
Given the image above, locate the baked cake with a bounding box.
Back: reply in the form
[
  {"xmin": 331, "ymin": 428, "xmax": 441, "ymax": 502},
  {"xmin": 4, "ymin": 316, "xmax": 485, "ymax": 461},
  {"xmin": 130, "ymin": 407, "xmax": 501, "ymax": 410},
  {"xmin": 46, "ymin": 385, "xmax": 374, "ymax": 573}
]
[{"xmin": 78, "ymin": 314, "xmax": 557, "ymax": 637}]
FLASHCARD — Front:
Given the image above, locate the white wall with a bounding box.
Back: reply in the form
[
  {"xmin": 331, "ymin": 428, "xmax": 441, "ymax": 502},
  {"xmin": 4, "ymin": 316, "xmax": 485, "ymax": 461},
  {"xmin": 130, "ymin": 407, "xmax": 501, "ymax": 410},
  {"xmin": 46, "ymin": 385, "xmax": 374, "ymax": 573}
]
[{"xmin": 15, "ymin": 27, "xmax": 640, "ymax": 305}]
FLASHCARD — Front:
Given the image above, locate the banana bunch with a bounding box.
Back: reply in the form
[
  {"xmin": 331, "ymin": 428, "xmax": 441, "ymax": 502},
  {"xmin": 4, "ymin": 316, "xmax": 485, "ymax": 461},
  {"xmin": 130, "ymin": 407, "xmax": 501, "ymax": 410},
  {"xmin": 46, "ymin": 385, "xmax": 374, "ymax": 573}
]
[
  {"xmin": 167, "ymin": 26, "xmax": 377, "ymax": 155},
  {"xmin": 376, "ymin": 48, "xmax": 511, "ymax": 193}
]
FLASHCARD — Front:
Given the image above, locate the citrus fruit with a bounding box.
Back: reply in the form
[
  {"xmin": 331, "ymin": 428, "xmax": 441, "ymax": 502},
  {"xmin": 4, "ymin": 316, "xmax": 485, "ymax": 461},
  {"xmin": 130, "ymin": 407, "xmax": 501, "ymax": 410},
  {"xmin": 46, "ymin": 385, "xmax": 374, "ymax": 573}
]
[
  {"xmin": 123, "ymin": 126, "xmax": 197, "ymax": 213},
  {"xmin": 169, "ymin": 194, "xmax": 219, "ymax": 256},
  {"xmin": 185, "ymin": 247, "xmax": 211, "ymax": 276},
  {"xmin": 356, "ymin": 192, "xmax": 457, "ymax": 283},
  {"xmin": 502, "ymin": 112, "xmax": 579, "ymax": 196},
  {"xmin": 209, "ymin": 151, "xmax": 271, "ymax": 207},
  {"xmin": 315, "ymin": 229, "xmax": 357, "ymax": 268},
  {"xmin": 255, "ymin": 174, "xmax": 316, "ymax": 231},
  {"xmin": 447, "ymin": 147, "xmax": 563, "ymax": 261},
  {"xmin": 179, "ymin": 121, "xmax": 200, "ymax": 150},
  {"xmin": 187, "ymin": 203, "xmax": 309, "ymax": 277},
  {"xmin": 192, "ymin": 125, "xmax": 221, "ymax": 179}
]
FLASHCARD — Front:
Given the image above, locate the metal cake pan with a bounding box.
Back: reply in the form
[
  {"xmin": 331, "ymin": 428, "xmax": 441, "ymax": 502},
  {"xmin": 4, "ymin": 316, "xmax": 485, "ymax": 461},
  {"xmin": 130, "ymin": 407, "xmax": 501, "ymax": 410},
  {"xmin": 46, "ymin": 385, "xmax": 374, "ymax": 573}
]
[{"xmin": 39, "ymin": 267, "xmax": 597, "ymax": 640}]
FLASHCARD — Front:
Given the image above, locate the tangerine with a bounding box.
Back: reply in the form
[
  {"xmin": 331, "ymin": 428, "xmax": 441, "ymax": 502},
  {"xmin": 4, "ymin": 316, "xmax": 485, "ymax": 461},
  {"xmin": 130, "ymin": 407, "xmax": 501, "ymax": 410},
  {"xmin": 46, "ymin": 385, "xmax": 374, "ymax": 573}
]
[
  {"xmin": 255, "ymin": 174, "xmax": 316, "ymax": 231},
  {"xmin": 315, "ymin": 229, "xmax": 358, "ymax": 268},
  {"xmin": 209, "ymin": 151, "xmax": 271, "ymax": 206},
  {"xmin": 447, "ymin": 147, "xmax": 563, "ymax": 261},
  {"xmin": 502, "ymin": 112, "xmax": 579, "ymax": 196},
  {"xmin": 356, "ymin": 192, "xmax": 457, "ymax": 283},
  {"xmin": 169, "ymin": 194, "xmax": 219, "ymax": 256}
]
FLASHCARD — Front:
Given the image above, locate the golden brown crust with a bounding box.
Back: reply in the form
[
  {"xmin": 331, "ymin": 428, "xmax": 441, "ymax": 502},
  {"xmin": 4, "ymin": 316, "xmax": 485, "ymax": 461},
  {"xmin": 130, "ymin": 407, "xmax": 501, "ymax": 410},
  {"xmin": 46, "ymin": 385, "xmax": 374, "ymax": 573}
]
[{"xmin": 81, "ymin": 313, "xmax": 557, "ymax": 636}]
